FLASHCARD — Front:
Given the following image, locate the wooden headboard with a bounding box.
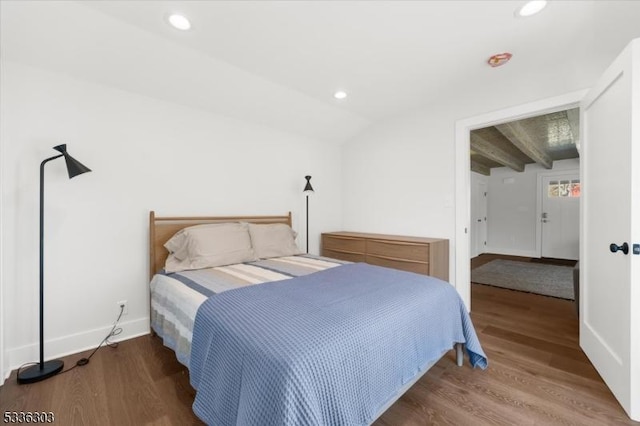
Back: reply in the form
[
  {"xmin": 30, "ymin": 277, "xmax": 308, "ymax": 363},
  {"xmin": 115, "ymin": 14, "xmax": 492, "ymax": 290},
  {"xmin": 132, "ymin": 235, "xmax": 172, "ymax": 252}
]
[{"xmin": 149, "ymin": 211, "xmax": 292, "ymax": 279}]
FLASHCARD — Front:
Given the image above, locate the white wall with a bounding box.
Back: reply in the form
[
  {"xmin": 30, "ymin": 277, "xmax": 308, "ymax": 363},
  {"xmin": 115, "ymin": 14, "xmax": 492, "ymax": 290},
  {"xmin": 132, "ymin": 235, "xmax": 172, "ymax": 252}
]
[
  {"xmin": 0, "ymin": 61, "xmax": 343, "ymax": 380},
  {"xmin": 342, "ymin": 109, "xmax": 456, "ymax": 238},
  {"xmin": 486, "ymin": 159, "xmax": 579, "ymax": 257}
]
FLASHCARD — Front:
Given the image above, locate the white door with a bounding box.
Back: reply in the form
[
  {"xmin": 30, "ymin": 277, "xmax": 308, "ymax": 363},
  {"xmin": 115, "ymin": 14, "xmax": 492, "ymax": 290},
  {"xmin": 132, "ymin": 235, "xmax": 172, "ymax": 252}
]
[
  {"xmin": 470, "ymin": 179, "xmax": 487, "ymax": 258},
  {"xmin": 580, "ymin": 38, "xmax": 639, "ymax": 420},
  {"xmin": 541, "ymin": 173, "xmax": 580, "ymax": 259},
  {"xmin": 476, "ymin": 181, "xmax": 487, "ymax": 257}
]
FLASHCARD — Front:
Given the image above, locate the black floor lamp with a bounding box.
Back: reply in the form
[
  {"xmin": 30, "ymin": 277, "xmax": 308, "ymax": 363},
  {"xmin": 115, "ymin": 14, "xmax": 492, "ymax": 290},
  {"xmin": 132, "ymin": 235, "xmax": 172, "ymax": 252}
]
[
  {"xmin": 303, "ymin": 175, "xmax": 314, "ymax": 253},
  {"xmin": 18, "ymin": 144, "xmax": 91, "ymax": 384}
]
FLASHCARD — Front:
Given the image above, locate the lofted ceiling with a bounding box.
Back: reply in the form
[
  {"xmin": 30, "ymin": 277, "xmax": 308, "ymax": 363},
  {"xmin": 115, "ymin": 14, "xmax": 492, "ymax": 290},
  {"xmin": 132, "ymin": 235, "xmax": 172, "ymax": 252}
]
[
  {"xmin": 471, "ymin": 108, "xmax": 580, "ymax": 175},
  {"xmin": 2, "ymin": 1, "xmax": 640, "ymax": 142}
]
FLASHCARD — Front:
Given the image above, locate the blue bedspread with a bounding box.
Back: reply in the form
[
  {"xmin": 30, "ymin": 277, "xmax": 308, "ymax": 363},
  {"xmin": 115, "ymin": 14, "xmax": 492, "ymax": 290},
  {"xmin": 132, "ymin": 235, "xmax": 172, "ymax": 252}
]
[{"xmin": 190, "ymin": 262, "xmax": 487, "ymax": 426}]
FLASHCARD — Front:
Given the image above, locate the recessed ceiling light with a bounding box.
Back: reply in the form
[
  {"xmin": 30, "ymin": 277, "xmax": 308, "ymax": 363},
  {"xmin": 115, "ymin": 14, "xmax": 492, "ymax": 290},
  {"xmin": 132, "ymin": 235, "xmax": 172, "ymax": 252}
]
[
  {"xmin": 515, "ymin": 0, "xmax": 547, "ymax": 17},
  {"xmin": 168, "ymin": 14, "xmax": 191, "ymax": 31},
  {"xmin": 334, "ymin": 91, "xmax": 347, "ymax": 100}
]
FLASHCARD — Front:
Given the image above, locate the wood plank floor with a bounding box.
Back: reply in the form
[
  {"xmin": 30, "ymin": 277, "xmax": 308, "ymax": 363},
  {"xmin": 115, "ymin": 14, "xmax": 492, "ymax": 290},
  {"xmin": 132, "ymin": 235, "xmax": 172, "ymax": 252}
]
[{"xmin": 1, "ymin": 254, "xmax": 637, "ymax": 425}]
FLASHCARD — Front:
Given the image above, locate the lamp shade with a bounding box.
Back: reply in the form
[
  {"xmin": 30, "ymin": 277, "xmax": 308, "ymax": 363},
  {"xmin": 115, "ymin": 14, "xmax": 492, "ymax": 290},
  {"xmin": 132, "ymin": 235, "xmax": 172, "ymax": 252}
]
[
  {"xmin": 53, "ymin": 144, "xmax": 91, "ymax": 178},
  {"xmin": 303, "ymin": 175, "xmax": 314, "ymax": 194}
]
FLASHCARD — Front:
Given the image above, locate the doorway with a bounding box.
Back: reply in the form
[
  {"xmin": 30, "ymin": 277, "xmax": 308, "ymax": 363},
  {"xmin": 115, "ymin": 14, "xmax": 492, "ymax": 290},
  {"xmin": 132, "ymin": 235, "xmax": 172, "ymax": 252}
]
[{"xmin": 454, "ymin": 90, "xmax": 587, "ymax": 310}]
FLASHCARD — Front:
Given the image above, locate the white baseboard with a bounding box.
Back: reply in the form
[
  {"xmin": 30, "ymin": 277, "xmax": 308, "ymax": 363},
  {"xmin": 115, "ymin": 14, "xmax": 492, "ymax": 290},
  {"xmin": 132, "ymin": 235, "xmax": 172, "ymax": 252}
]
[
  {"xmin": 482, "ymin": 247, "xmax": 540, "ymax": 259},
  {"xmin": 3, "ymin": 316, "xmax": 150, "ymax": 385}
]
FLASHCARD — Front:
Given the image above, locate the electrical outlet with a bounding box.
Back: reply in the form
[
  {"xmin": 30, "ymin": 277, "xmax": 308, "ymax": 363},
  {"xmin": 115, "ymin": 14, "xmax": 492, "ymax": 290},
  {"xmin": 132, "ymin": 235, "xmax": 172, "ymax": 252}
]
[{"xmin": 116, "ymin": 300, "xmax": 128, "ymax": 315}]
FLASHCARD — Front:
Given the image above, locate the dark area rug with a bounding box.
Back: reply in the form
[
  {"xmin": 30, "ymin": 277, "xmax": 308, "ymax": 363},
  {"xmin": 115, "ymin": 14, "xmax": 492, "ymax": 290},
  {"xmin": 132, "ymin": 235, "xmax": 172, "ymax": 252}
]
[{"xmin": 471, "ymin": 259, "xmax": 574, "ymax": 300}]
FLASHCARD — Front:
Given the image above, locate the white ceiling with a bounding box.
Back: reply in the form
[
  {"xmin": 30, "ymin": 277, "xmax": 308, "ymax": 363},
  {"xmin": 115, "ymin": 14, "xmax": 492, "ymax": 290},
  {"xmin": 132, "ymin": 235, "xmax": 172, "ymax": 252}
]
[{"xmin": 2, "ymin": 1, "xmax": 640, "ymax": 142}]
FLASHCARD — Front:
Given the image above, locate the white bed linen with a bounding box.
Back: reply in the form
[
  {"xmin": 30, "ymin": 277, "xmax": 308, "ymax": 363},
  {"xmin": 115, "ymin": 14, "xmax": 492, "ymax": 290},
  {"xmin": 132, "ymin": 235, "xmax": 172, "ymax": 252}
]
[{"xmin": 150, "ymin": 274, "xmax": 207, "ymax": 367}]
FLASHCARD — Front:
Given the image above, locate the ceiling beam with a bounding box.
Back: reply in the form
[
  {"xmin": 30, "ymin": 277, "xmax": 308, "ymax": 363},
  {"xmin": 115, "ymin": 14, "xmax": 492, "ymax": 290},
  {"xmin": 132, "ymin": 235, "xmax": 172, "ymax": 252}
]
[
  {"xmin": 471, "ymin": 160, "xmax": 490, "ymax": 176},
  {"xmin": 470, "ymin": 132, "xmax": 525, "ymax": 172},
  {"xmin": 495, "ymin": 122, "xmax": 553, "ymax": 169}
]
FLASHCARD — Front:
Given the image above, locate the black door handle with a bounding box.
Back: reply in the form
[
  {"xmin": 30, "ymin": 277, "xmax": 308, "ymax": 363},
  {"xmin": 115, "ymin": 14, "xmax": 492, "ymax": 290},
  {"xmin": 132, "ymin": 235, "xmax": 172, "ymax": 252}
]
[{"xmin": 610, "ymin": 242, "xmax": 629, "ymax": 255}]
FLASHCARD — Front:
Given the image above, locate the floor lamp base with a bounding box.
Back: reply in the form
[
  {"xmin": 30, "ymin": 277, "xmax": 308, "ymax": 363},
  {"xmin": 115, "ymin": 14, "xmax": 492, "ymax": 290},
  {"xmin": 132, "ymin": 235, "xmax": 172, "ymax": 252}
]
[{"xmin": 17, "ymin": 360, "xmax": 64, "ymax": 384}]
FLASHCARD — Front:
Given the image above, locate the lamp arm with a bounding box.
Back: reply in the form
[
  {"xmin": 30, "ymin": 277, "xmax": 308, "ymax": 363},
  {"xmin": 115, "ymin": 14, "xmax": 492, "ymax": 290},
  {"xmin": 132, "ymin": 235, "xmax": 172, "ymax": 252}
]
[
  {"xmin": 40, "ymin": 154, "xmax": 64, "ymax": 170},
  {"xmin": 38, "ymin": 154, "xmax": 63, "ymax": 367}
]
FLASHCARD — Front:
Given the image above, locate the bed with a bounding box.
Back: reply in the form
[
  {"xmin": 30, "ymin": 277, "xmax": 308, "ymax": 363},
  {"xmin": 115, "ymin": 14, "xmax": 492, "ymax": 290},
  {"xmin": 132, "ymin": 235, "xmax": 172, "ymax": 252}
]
[{"xmin": 148, "ymin": 211, "xmax": 487, "ymax": 425}]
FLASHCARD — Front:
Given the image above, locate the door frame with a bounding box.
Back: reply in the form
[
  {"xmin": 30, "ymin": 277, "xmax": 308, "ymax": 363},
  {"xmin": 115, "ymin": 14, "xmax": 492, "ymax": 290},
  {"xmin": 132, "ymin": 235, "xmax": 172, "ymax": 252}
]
[
  {"xmin": 454, "ymin": 89, "xmax": 587, "ymax": 310},
  {"xmin": 536, "ymin": 169, "xmax": 580, "ymax": 259}
]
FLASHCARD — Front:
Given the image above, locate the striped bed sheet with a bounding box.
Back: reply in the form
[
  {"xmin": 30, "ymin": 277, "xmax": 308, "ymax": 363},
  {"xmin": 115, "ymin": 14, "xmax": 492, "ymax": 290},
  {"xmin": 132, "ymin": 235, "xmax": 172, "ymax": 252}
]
[{"xmin": 150, "ymin": 254, "xmax": 348, "ymax": 367}]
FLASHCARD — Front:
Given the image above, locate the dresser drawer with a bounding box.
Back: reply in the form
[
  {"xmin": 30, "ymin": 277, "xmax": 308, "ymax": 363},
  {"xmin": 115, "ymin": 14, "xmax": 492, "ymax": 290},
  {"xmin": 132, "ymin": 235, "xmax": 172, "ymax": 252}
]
[
  {"xmin": 321, "ymin": 231, "xmax": 448, "ymax": 280},
  {"xmin": 366, "ymin": 240, "xmax": 429, "ymax": 262},
  {"xmin": 322, "ymin": 235, "xmax": 365, "ymax": 253},
  {"xmin": 323, "ymin": 249, "xmax": 366, "ymax": 263},
  {"xmin": 365, "ymin": 254, "xmax": 429, "ymax": 275}
]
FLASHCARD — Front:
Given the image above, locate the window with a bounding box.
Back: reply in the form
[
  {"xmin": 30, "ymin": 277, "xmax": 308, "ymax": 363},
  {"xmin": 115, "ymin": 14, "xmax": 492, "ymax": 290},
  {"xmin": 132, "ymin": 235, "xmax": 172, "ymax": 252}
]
[
  {"xmin": 570, "ymin": 179, "xmax": 581, "ymax": 197},
  {"xmin": 548, "ymin": 179, "xmax": 580, "ymax": 198}
]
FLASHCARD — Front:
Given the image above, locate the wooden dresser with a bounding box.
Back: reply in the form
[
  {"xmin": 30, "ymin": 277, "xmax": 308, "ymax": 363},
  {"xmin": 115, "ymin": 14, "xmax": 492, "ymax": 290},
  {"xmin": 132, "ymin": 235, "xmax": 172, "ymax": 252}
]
[{"xmin": 321, "ymin": 231, "xmax": 449, "ymax": 281}]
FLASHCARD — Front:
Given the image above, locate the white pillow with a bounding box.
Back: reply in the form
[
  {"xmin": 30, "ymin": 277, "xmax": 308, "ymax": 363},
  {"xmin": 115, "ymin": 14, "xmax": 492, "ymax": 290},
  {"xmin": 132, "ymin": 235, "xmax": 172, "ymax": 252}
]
[
  {"xmin": 248, "ymin": 223, "xmax": 302, "ymax": 259},
  {"xmin": 164, "ymin": 223, "xmax": 257, "ymax": 273},
  {"xmin": 164, "ymin": 229, "xmax": 189, "ymax": 260}
]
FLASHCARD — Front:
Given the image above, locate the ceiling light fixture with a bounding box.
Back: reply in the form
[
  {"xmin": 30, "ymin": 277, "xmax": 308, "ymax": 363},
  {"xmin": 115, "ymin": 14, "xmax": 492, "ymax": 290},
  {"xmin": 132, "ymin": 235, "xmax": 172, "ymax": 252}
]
[
  {"xmin": 488, "ymin": 52, "xmax": 513, "ymax": 67},
  {"xmin": 168, "ymin": 14, "xmax": 191, "ymax": 31},
  {"xmin": 334, "ymin": 91, "xmax": 347, "ymax": 100},
  {"xmin": 515, "ymin": 0, "xmax": 547, "ymax": 17}
]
